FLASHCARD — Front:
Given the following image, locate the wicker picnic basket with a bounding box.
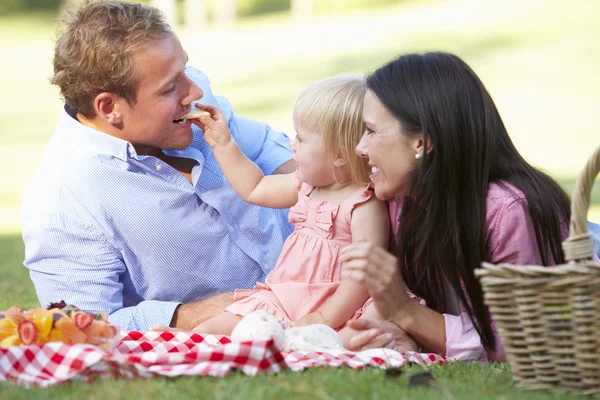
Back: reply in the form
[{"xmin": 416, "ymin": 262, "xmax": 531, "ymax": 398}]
[{"xmin": 475, "ymin": 145, "xmax": 600, "ymax": 395}]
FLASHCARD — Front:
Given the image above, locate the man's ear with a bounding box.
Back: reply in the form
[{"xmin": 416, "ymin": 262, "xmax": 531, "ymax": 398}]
[{"xmin": 94, "ymin": 92, "xmax": 124, "ymax": 126}]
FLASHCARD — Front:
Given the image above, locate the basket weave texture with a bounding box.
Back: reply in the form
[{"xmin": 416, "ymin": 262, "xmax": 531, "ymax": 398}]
[{"xmin": 476, "ymin": 145, "xmax": 600, "ymax": 395}]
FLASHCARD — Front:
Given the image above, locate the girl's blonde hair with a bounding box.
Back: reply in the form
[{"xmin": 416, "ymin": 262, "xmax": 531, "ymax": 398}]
[{"xmin": 293, "ymin": 75, "xmax": 370, "ymax": 185}]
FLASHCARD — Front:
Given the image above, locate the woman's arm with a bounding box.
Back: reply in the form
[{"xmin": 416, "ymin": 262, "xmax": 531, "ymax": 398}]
[
  {"xmin": 340, "ymin": 242, "xmax": 448, "ymax": 354},
  {"xmin": 194, "ymin": 105, "xmax": 298, "ymax": 208},
  {"xmin": 341, "ymin": 196, "xmax": 553, "ymax": 360}
]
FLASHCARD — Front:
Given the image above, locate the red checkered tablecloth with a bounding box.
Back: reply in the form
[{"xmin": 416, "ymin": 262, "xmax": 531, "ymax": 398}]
[{"xmin": 0, "ymin": 331, "xmax": 449, "ymax": 387}]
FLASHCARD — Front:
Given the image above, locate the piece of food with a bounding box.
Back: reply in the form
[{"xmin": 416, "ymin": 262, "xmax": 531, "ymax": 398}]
[
  {"xmin": 54, "ymin": 317, "xmax": 87, "ymax": 344},
  {"xmin": 0, "ymin": 303, "xmax": 119, "ymax": 350},
  {"xmin": 173, "ymin": 109, "xmax": 211, "ymax": 124},
  {"xmin": 72, "ymin": 312, "xmax": 94, "ymax": 330},
  {"xmin": 18, "ymin": 321, "xmax": 37, "ymax": 345},
  {"xmin": 183, "ymin": 109, "xmax": 211, "ymax": 120}
]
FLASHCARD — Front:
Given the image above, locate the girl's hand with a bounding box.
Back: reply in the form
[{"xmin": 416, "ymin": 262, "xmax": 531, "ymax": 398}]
[
  {"xmin": 345, "ymin": 318, "xmax": 418, "ymax": 353},
  {"xmin": 341, "ymin": 242, "xmax": 410, "ymax": 322},
  {"xmin": 191, "ymin": 104, "xmax": 231, "ymax": 148}
]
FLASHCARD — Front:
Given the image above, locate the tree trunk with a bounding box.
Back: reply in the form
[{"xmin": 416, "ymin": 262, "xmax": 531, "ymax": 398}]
[
  {"xmin": 184, "ymin": 0, "xmax": 208, "ymax": 31},
  {"xmin": 151, "ymin": 0, "xmax": 178, "ymax": 29},
  {"xmin": 214, "ymin": 0, "xmax": 236, "ymax": 27},
  {"xmin": 291, "ymin": 0, "xmax": 312, "ymax": 21}
]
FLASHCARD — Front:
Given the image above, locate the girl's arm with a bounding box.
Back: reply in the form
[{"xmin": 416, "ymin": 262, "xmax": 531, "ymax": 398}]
[
  {"xmin": 196, "ymin": 105, "xmax": 298, "ymax": 208},
  {"xmin": 296, "ymin": 196, "xmax": 390, "ymax": 329}
]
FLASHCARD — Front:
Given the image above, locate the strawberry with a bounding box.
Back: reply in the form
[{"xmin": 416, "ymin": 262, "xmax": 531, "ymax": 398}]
[
  {"xmin": 18, "ymin": 321, "xmax": 37, "ymax": 345},
  {"xmin": 72, "ymin": 312, "xmax": 94, "ymax": 330}
]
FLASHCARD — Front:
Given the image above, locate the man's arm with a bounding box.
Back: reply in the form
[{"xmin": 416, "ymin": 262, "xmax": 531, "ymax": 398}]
[
  {"xmin": 23, "ymin": 214, "xmax": 180, "ymax": 331},
  {"xmin": 170, "ymin": 292, "xmax": 234, "ymax": 329},
  {"xmin": 273, "ymin": 159, "xmax": 296, "ymax": 175}
]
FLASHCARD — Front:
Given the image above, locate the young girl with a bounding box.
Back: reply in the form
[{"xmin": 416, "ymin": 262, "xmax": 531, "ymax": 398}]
[{"xmin": 186, "ymin": 75, "xmax": 390, "ymax": 345}]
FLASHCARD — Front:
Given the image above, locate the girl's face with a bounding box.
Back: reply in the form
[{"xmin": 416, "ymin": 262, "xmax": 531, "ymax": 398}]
[
  {"xmin": 356, "ymin": 90, "xmax": 420, "ymax": 200},
  {"xmin": 289, "ymin": 120, "xmax": 337, "ymax": 187}
]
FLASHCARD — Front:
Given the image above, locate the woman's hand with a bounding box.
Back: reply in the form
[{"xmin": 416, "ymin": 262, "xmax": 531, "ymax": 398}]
[
  {"xmin": 341, "ymin": 242, "xmax": 410, "ymax": 322},
  {"xmin": 192, "ymin": 104, "xmax": 231, "ymax": 148},
  {"xmin": 345, "ymin": 318, "xmax": 418, "ymax": 353}
]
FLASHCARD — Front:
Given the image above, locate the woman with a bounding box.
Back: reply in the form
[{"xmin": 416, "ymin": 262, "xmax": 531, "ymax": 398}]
[{"xmin": 341, "ymin": 52, "xmax": 573, "ymax": 361}]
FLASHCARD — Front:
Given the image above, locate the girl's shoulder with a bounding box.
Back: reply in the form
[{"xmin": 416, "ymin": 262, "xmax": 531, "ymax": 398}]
[
  {"xmin": 345, "ymin": 183, "xmax": 387, "ymax": 219},
  {"xmin": 343, "ymin": 183, "xmax": 380, "ymax": 207}
]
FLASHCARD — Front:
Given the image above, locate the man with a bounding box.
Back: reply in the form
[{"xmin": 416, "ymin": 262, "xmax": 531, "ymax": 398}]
[{"xmin": 21, "ymin": 1, "xmax": 295, "ymax": 331}]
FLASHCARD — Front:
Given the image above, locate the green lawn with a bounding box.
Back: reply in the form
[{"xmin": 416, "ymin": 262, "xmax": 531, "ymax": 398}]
[
  {"xmin": 1, "ymin": 0, "xmax": 600, "ymax": 397},
  {"xmin": 0, "ymin": 231, "xmax": 590, "ymax": 399}
]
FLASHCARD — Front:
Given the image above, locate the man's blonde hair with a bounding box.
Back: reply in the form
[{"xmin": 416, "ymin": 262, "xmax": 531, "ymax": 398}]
[
  {"xmin": 293, "ymin": 75, "xmax": 370, "ymax": 185},
  {"xmin": 52, "ymin": 1, "xmax": 172, "ymax": 118}
]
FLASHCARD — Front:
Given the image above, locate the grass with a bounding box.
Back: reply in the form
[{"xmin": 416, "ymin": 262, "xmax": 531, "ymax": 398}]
[
  {"xmin": 0, "ymin": 362, "xmax": 591, "ymax": 400},
  {"xmin": 1, "ymin": 0, "xmax": 600, "ymax": 397},
  {"xmin": 0, "ymin": 235, "xmax": 591, "ymax": 400}
]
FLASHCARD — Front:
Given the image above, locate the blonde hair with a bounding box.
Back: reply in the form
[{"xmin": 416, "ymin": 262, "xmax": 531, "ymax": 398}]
[
  {"xmin": 52, "ymin": 1, "xmax": 172, "ymax": 119},
  {"xmin": 293, "ymin": 75, "xmax": 370, "ymax": 185}
]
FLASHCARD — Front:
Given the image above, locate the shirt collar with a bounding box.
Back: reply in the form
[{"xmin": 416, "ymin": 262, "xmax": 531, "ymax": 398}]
[{"xmin": 57, "ymin": 104, "xmax": 136, "ymax": 162}]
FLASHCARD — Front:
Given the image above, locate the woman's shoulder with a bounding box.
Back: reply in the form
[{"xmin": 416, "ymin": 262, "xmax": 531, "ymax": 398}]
[
  {"xmin": 486, "ymin": 181, "xmax": 526, "ymax": 206},
  {"xmin": 485, "ymin": 181, "xmax": 529, "ymax": 223},
  {"xmin": 485, "ymin": 181, "xmax": 544, "ymax": 265}
]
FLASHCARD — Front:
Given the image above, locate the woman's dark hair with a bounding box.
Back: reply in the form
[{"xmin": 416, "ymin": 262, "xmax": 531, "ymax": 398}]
[{"xmin": 367, "ymin": 52, "xmax": 570, "ymax": 350}]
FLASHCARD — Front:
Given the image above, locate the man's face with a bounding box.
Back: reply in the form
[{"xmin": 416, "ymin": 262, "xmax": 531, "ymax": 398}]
[{"xmin": 119, "ymin": 34, "xmax": 202, "ymax": 155}]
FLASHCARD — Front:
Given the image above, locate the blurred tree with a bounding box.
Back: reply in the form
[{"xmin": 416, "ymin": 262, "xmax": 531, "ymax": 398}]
[
  {"xmin": 151, "ymin": 0, "xmax": 177, "ymax": 27},
  {"xmin": 214, "ymin": 0, "xmax": 236, "ymax": 27},
  {"xmin": 59, "ymin": 0, "xmax": 81, "ymax": 15},
  {"xmin": 184, "ymin": 0, "xmax": 208, "ymax": 30},
  {"xmin": 291, "ymin": 0, "xmax": 312, "ymax": 21}
]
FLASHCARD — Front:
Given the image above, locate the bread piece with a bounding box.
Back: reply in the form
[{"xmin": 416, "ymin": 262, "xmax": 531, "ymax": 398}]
[{"xmin": 183, "ymin": 109, "xmax": 211, "ymax": 120}]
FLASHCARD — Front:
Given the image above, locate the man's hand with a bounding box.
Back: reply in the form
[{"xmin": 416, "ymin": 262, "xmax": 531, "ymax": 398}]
[{"xmin": 169, "ymin": 292, "xmax": 234, "ymax": 330}]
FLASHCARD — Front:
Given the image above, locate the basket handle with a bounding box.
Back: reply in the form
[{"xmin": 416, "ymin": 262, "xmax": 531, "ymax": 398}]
[{"xmin": 562, "ymin": 145, "xmax": 600, "ymax": 261}]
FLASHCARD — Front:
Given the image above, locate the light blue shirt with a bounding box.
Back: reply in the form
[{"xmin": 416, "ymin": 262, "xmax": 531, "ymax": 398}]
[{"xmin": 21, "ymin": 67, "xmax": 294, "ymax": 331}]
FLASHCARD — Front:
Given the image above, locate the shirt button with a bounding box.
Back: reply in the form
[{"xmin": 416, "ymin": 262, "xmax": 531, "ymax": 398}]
[
  {"xmin": 228, "ymin": 225, "xmax": 234, "ymax": 232},
  {"xmin": 155, "ymin": 164, "xmax": 163, "ymax": 171},
  {"xmin": 264, "ymin": 264, "xmax": 269, "ymax": 269},
  {"xmin": 128, "ymin": 146, "xmax": 135, "ymax": 154}
]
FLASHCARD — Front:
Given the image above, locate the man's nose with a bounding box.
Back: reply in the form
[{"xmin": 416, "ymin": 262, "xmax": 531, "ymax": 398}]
[
  {"xmin": 183, "ymin": 77, "xmax": 203, "ymax": 104},
  {"xmin": 189, "ymin": 82, "xmax": 203, "ymax": 102}
]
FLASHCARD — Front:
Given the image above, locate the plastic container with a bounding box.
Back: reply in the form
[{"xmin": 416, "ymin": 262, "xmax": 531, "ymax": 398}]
[{"xmin": 0, "ymin": 305, "xmax": 120, "ymax": 351}]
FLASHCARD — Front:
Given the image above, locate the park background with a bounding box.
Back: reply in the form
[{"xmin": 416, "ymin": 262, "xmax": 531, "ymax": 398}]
[{"xmin": 1, "ymin": 0, "xmax": 599, "ymax": 398}]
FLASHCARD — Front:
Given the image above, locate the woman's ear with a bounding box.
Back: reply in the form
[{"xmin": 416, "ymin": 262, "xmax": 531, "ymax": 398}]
[
  {"xmin": 94, "ymin": 92, "xmax": 123, "ymax": 126},
  {"xmin": 414, "ymin": 133, "xmax": 433, "ymax": 158}
]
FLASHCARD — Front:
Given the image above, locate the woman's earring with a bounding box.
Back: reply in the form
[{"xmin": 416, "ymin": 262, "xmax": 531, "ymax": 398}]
[{"xmin": 415, "ymin": 153, "xmax": 422, "ymax": 160}]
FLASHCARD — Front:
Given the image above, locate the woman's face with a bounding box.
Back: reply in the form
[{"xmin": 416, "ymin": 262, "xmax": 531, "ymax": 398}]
[{"xmin": 356, "ymin": 90, "xmax": 420, "ymax": 200}]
